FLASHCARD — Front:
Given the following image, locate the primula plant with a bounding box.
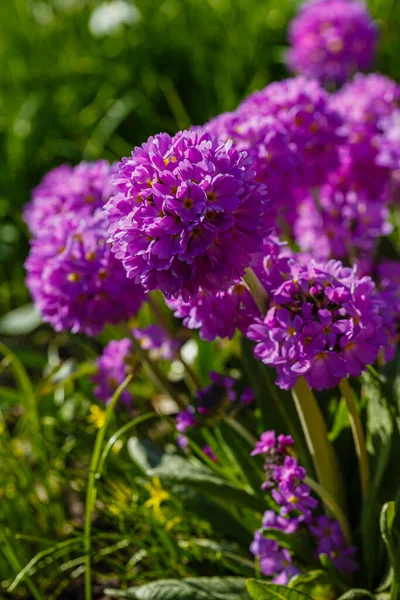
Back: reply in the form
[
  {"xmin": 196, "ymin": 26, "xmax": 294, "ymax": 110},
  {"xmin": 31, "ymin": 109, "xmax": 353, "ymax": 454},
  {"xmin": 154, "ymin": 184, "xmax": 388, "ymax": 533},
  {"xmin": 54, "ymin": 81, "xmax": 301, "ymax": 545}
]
[{"xmin": 3, "ymin": 1, "xmax": 400, "ymax": 600}]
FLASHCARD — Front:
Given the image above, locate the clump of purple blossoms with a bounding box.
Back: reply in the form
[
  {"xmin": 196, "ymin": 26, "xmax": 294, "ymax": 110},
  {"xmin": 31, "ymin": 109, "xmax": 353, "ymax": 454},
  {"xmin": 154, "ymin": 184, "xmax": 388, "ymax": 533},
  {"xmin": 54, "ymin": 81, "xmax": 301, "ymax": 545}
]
[
  {"xmin": 239, "ymin": 77, "xmax": 344, "ymax": 190},
  {"xmin": 93, "ymin": 338, "xmax": 134, "ymax": 405},
  {"xmin": 25, "ymin": 210, "xmax": 145, "ymax": 336},
  {"xmin": 175, "ymin": 372, "xmax": 254, "ymax": 446},
  {"xmin": 250, "ymin": 431, "xmax": 357, "ymax": 583},
  {"xmin": 332, "ymin": 74, "xmax": 400, "ymax": 199},
  {"xmin": 24, "ymin": 161, "xmax": 113, "ymax": 237},
  {"xmin": 166, "ymin": 238, "xmax": 291, "ymax": 342},
  {"xmin": 105, "ymin": 130, "xmax": 271, "ymax": 300},
  {"xmin": 247, "ymin": 259, "xmax": 383, "ymax": 390},
  {"xmin": 132, "ymin": 325, "xmax": 179, "ymax": 360},
  {"xmin": 287, "ymin": 0, "xmax": 378, "ymax": 86},
  {"xmin": 376, "ymin": 110, "xmax": 400, "ymax": 200},
  {"xmin": 293, "ymin": 184, "xmax": 391, "ymax": 265}
]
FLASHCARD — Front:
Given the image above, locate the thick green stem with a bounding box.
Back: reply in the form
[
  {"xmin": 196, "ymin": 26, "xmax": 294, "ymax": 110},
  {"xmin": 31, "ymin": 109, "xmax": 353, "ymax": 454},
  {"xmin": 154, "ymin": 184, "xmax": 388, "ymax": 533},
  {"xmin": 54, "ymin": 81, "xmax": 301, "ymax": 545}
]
[
  {"xmin": 339, "ymin": 378, "xmax": 370, "ymax": 498},
  {"xmin": 243, "ymin": 267, "xmax": 269, "ymax": 315},
  {"xmin": 291, "ymin": 376, "xmax": 346, "ymax": 513},
  {"xmin": 84, "ymin": 375, "xmax": 132, "ymax": 600}
]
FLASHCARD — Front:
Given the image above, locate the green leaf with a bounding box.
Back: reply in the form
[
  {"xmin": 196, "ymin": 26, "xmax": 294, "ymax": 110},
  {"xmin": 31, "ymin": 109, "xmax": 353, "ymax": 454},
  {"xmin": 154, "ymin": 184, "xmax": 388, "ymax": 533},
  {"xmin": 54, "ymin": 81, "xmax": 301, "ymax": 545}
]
[
  {"xmin": 0, "ymin": 304, "xmax": 41, "ymax": 335},
  {"xmin": 246, "ymin": 580, "xmax": 313, "ymax": 600},
  {"xmin": 380, "ymin": 503, "xmax": 400, "ymax": 582},
  {"xmin": 127, "ymin": 437, "xmax": 164, "ymax": 472},
  {"xmin": 105, "ymin": 576, "xmax": 249, "ymax": 599},
  {"xmin": 147, "ymin": 454, "xmax": 265, "ymax": 513},
  {"xmin": 337, "ymin": 591, "xmax": 375, "ymax": 599}
]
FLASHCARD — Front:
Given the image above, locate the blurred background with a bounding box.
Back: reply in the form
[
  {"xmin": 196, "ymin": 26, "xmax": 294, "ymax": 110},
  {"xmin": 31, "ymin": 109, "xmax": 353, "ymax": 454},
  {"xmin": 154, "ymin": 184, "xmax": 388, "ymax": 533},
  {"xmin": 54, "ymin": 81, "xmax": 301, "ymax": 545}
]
[{"xmin": 0, "ymin": 0, "xmax": 399, "ymax": 320}]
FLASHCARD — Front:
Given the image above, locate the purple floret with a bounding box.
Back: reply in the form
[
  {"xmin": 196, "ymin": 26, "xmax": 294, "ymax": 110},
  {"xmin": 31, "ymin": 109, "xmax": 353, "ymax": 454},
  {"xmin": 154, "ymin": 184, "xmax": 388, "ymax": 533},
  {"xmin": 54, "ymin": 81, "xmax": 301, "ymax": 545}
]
[
  {"xmin": 287, "ymin": 0, "xmax": 378, "ymax": 85},
  {"xmin": 25, "ymin": 210, "xmax": 145, "ymax": 336},
  {"xmin": 105, "ymin": 130, "xmax": 271, "ymax": 300}
]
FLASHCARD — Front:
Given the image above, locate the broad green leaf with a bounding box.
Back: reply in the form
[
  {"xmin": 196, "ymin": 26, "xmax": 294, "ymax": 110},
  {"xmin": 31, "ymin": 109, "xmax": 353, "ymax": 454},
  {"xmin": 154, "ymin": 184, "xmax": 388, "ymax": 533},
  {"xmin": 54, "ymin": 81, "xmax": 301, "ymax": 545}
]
[
  {"xmin": 148, "ymin": 454, "xmax": 265, "ymax": 513},
  {"xmin": 127, "ymin": 437, "xmax": 164, "ymax": 472},
  {"xmin": 105, "ymin": 576, "xmax": 249, "ymax": 599},
  {"xmin": 365, "ymin": 375, "xmax": 393, "ymax": 489},
  {"xmin": 246, "ymin": 580, "xmax": 313, "ymax": 600},
  {"xmin": 380, "ymin": 503, "xmax": 400, "ymax": 582},
  {"xmin": 338, "ymin": 590, "xmax": 375, "ymax": 599},
  {"xmin": 0, "ymin": 304, "xmax": 41, "ymax": 335}
]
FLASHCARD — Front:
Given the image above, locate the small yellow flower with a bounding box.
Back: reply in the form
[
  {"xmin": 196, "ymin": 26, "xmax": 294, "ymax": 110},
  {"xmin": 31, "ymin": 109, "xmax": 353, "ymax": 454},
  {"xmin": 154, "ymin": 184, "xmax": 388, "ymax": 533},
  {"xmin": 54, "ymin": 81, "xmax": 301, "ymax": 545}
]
[
  {"xmin": 87, "ymin": 405, "xmax": 106, "ymax": 429},
  {"xmin": 144, "ymin": 477, "xmax": 170, "ymax": 518}
]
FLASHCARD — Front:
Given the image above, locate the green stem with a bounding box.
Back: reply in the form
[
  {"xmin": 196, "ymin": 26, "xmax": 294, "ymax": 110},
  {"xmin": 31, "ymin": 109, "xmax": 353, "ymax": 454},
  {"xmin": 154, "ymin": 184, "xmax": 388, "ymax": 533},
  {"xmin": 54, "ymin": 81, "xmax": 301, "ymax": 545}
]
[
  {"xmin": 129, "ymin": 334, "xmax": 187, "ymax": 408},
  {"xmin": 83, "ymin": 375, "xmax": 132, "ymax": 600},
  {"xmin": 291, "ymin": 376, "xmax": 346, "ymax": 513},
  {"xmin": 339, "ymin": 378, "xmax": 370, "ymax": 498},
  {"xmin": 2, "ymin": 528, "xmax": 45, "ymax": 600},
  {"xmin": 243, "ymin": 267, "xmax": 268, "ymax": 315}
]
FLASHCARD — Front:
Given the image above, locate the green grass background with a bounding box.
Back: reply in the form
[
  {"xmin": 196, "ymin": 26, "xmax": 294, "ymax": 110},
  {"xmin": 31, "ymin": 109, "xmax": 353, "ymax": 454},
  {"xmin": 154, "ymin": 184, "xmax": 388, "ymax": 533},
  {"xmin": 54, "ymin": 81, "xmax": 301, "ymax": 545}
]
[{"xmin": 0, "ymin": 0, "xmax": 398, "ymax": 316}]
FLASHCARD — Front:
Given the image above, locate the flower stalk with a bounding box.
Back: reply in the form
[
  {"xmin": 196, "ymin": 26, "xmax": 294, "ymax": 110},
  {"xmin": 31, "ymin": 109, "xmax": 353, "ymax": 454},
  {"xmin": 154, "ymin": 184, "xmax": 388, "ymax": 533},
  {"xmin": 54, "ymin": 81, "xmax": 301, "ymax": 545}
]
[
  {"xmin": 339, "ymin": 378, "xmax": 370, "ymax": 498},
  {"xmin": 291, "ymin": 376, "xmax": 346, "ymax": 514}
]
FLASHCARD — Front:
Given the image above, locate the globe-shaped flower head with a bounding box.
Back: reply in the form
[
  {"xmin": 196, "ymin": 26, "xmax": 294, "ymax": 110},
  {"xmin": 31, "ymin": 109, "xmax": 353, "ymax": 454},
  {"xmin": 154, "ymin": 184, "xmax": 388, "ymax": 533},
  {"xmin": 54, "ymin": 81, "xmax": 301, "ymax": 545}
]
[
  {"xmin": 248, "ymin": 259, "xmax": 383, "ymax": 390},
  {"xmin": 105, "ymin": 130, "xmax": 271, "ymax": 300},
  {"xmin": 287, "ymin": 0, "xmax": 378, "ymax": 86},
  {"xmin": 239, "ymin": 77, "xmax": 344, "ymax": 189},
  {"xmin": 25, "ymin": 210, "xmax": 145, "ymax": 336},
  {"xmin": 24, "ymin": 160, "xmax": 113, "ymax": 237}
]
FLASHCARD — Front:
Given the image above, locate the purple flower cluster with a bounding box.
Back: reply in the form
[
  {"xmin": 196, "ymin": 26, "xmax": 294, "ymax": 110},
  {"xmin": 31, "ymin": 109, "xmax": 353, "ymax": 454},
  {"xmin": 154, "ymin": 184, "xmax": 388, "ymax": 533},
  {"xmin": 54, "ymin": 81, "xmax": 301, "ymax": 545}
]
[
  {"xmin": 248, "ymin": 259, "xmax": 383, "ymax": 390},
  {"xmin": 175, "ymin": 372, "xmax": 254, "ymax": 446},
  {"xmin": 332, "ymin": 74, "xmax": 400, "ymax": 200},
  {"xmin": 250, "ymin": 430, "xmax": 357, "ymax": 583},
  {"xmin": 24, "ymin": 161, "xmax": 113, "ymax": 237},
  {"xmin": 132, "ymin": 325, "xmax": 179, "ymax": 360},
  {"xmin": 25, "ymin": 210, "xmax": 145, "ymax": 336},
  {"xmin": 93, "ymin": 338, "xmax": 134, "ymax": 405},
  {"xmin": 287, "ymin": 0, "xmax": 377, "ymax": 86},
  {"xmin": 105, "ymin": 130, "xmax": 270, "ymax": 300},
  {"xmin": 293, "ymin": 184, "xmax": 391, "ymax": 265}
]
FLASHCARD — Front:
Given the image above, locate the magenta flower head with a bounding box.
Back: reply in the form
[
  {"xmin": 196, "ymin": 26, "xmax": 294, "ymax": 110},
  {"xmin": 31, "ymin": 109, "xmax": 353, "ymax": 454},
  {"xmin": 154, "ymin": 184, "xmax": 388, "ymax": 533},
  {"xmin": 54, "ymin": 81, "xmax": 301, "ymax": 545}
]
[
  {"xmin": 248, "ymin": 259, "xmax": 383, "ymax": 390},
  {"xmin": 287, "ymin": 0, "xmax": 378, "ymax": 86},
  {"xmin": 105, "ymin": 130, "xmax": 271, "ymax": 301},
  {"xmin": 93, "ymin": 338, "xmax": 134, "ymax": 405},
  {"xmin": 25, "ymin": 210, "xmax": 145, "ymax": 336},
  {"xmin": 239, "ymin": 77, "xmax": 344, "ymax": 188},
  {"xmin": 24, "ymin": 161, "xmax": 113, "ymax": 237},
  {"xmin": 293, "ymin": 183, "xmax": 391, "ymax": 264}
]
